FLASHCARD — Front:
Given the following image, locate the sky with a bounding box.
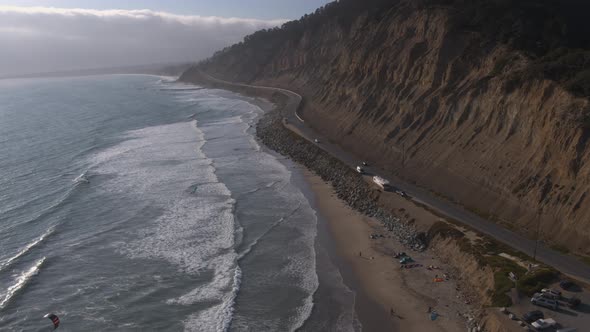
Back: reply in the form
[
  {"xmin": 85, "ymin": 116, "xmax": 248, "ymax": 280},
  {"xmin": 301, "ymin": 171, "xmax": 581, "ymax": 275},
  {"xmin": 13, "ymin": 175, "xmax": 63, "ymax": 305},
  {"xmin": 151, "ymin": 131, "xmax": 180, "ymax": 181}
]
[{"xmin": 0, "ymin": 1, "xmax": 331, "ymax": 76}]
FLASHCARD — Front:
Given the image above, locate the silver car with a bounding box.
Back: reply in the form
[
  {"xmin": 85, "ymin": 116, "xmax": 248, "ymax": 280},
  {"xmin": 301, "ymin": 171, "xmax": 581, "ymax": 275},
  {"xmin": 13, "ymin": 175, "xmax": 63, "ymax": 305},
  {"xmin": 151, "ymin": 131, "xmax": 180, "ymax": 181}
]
[{"xmin": 531, "ymin": 295, "xmax": 558, "ymax": 310}]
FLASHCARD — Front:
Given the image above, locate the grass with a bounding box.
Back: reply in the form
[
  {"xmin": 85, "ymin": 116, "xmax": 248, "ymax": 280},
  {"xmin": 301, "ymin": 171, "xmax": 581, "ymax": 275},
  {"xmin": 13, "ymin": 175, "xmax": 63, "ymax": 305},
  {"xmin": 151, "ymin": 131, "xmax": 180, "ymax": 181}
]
[
  {"xmin": 427, "ymin": 220, "xmax": 559, "ymax": 307},
  {"xmin": 517, "ymin": 269, "xmax": 559, "ymax": 296}
]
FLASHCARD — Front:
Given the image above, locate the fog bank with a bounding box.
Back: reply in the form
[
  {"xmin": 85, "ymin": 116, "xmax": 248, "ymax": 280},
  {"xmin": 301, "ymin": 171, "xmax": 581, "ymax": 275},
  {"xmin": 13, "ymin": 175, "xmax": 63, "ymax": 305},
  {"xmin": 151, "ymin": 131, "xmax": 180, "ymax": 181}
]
[{"xmin": 0, "ymin": 6, "xmax": 286, "ymax": 76}]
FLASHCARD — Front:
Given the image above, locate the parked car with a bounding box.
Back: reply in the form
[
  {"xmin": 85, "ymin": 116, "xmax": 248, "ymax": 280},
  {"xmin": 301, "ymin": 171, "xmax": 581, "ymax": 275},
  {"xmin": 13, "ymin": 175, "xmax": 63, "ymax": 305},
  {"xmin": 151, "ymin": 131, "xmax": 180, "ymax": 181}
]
[
  {"xmin": 540, "ymin": 288, "xmax": 561, "ymax": 300},
  {"xmin": 522, "ymin": 310, "xmax": 544, "ymax": 323},
  {"xmin": 362, "ymin": 161, "xmax": 368, "ymax": 166},
  {"xmin": 356, "ymin": 166, "xmax": 364, "ymax": 174},
  {"xmin": 395, "ymin": 190, "xmax": 406, "ymax": 197},
  {"xmin": 567, "ymin": 297, "xmax": 581, "ymax": 309},
  {"xmin": 531, "ymin": 318, "xmax": 557, "ymax": 329},
  {"xmin": 531, "ymin": 295, "xmax": 558, "ymax": 310},
  {"xmin": 560, "ymin": 280, "xmax": 575, "ymax": 290},
  {"xmin": 314, "ymin": 138, "xmax": 320, "ymax": 144}
]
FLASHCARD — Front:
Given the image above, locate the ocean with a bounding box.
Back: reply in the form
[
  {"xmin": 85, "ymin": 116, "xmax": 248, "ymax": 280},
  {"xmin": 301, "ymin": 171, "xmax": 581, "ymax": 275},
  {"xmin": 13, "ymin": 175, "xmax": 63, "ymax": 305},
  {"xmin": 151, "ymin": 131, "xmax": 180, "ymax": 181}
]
[{"xmin": 0, "ymin": 75, "xmax": 358, "ymax": 331}]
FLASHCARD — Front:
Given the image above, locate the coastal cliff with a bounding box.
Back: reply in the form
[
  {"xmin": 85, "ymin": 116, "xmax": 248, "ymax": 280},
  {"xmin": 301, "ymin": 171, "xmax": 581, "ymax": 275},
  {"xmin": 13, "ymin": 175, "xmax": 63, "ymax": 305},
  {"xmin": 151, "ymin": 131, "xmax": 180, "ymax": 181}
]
[{"xmin": 180, "ymin": 0, "xmax": 590, "ymax": 255}]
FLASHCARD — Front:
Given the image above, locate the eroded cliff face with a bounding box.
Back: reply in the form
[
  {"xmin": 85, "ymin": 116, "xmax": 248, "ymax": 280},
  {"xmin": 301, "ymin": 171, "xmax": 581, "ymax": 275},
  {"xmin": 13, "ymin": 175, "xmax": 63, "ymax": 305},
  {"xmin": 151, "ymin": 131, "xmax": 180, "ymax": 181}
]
[{"xmin": 181, "ymin": 4, "xmax": 590, "ymax": 254}]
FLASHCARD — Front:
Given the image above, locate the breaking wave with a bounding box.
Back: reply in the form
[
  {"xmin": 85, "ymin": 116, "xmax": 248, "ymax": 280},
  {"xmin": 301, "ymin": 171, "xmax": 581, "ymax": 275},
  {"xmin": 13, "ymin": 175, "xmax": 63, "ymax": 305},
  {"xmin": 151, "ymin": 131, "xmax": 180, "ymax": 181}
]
[
  {"xmin": 0, "ymin": 227, "xmax": 54, "ymax": 273},
  {"xmin": 0, "ymin": 257, "xmax": 46, "ymax": 309}
]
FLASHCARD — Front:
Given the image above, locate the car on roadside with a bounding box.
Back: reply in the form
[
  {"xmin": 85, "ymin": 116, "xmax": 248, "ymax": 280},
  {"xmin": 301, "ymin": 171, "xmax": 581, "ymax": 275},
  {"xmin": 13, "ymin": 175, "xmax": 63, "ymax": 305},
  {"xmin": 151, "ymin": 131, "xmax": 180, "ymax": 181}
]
[
  {"xmin": 356, "ymin": 166, "xmax": 364, "ymax": 174},
  {"xmin": 395, "ymin": 190, "xmax": 406, "ymax": 197},
  {"xmin": 522, "ymin": 310, "xmax": 544, "ymax": 323},
  {"xmin": 531, "ymin": 318, "xmax": 557, "ymax": 330},
  {"xmin": 362, "ymin": 161, "xmax": 368, "ymax": 166},
  {"xmin": 531, "ymin": 294, "xmax": 558, "ymax": 310},
  {"xmin": 540, "ymin": 288, "xmax": 561, "ymax": 300},
  {"xmin": 314, "ymin": 138, "xmax": 320, "ymax": 144}
]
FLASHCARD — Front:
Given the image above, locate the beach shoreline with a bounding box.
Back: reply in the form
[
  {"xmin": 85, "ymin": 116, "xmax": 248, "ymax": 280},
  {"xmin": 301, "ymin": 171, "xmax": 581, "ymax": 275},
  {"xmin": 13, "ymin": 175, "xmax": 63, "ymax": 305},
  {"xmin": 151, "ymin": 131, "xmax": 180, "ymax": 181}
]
[
  {"xmin": 245, "ymin": 94, "xmax": 475, "ymax": 331},
  {"xmin": 179, "ymin": 75, "xmax": 486, "ymax": 330}
]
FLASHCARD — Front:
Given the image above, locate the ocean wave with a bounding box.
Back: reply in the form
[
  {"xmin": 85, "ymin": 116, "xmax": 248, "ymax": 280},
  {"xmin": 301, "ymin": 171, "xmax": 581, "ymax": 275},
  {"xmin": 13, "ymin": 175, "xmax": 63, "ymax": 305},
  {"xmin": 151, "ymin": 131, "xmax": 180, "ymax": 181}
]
[
  {"xmin": 159, "ymin": 87, "xmax": 205, "ymax": 92},
  {"xmin": 0, "ymin": 257, "xmax": 46, "ymax": 310},
  {"xmin": 0, "ymin": 227, "xmax": 54, "ymax": 273},
  {"xmin": 93, "ymin": 120, "xmax": 240, "ymax": 331},
  {"xmin": 0, "ymin": 179, "xmax": 83, "ymax": 235}
]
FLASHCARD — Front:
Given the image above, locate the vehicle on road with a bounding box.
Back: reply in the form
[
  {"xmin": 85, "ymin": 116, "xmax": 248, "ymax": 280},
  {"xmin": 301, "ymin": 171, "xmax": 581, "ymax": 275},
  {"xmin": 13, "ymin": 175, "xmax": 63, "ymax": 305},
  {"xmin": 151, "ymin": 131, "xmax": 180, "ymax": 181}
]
[
  {"xmin": 314, "ymin": 138, "xmax": 320, "ymax": 144},
  {"xmin": 522, "ymin": 310, "xmax": 544, "ymax": 323},
  {"xmin": 395, "ymin": 190, "xmax": 406, "ymax": 197},
  {"xmin": 373, "ymin": 176, "xmax": 390, "ymax": 191},
  {"xmin": 531, "ymin": 294, "xmax": 558, "ymax": 310},
  {"xmin": 356, "ymin": 166, "xmax": 364, "ymax": 174},
  {"xmin": 362, "ymin": 161, "xmax": 368, "ymax": 166},
  {"xmin": 531, "ymin": 318, "xmax": 557, "ymax": 329}
]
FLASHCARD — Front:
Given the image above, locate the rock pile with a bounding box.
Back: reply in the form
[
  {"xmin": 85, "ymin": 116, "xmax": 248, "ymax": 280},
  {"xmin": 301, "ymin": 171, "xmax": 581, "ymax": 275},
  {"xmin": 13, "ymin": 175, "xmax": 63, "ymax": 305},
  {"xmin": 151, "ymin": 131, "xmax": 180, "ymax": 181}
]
[{"xmin": 257, "ymin": 107, "xmax": 426, "ymax": 251}]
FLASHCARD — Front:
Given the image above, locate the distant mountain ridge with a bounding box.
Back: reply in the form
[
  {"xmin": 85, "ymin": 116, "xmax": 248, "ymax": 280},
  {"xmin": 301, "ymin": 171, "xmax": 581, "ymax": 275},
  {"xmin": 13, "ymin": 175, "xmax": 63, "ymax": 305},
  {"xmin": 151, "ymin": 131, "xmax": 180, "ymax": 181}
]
[
  {"xmin": 1, "ymin": 63, "xmax": 191, "ymax": 80},
  {"xmin": 181, "ymin": 0, "xmax": 590, "ymax": 255}
]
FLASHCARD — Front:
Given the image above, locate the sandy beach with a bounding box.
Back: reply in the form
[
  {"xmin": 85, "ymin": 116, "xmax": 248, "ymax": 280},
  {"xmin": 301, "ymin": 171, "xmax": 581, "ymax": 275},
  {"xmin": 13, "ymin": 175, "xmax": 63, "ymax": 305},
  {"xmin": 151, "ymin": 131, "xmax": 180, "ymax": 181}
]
[{"xmin": 301, "ymin": 167, "xmax": 476, "ymax": 332}]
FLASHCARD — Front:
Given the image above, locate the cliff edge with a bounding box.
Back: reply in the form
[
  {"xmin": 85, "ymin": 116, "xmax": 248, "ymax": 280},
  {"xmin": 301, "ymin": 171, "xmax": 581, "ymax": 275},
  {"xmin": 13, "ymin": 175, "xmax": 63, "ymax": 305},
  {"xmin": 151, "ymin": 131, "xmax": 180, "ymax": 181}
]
[{"xmin": 180, "ymin": 0, "xmax": 590, "ymax": 255}]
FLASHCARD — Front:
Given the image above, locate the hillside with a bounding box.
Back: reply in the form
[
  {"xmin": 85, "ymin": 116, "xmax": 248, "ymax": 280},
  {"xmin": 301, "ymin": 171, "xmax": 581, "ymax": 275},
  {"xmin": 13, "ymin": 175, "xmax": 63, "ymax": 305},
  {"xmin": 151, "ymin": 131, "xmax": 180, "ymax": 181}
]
[{"xmin": 180, "ymin": 0, "xmax": 590, "ymax": 255}]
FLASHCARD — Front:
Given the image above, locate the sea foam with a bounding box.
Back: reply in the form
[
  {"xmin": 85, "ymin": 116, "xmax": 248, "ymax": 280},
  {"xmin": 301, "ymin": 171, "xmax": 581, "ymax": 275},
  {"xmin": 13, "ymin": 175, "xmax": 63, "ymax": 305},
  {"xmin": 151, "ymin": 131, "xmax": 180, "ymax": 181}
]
[{"xmin": 0, "ymin": 257, "xmax": 46, "ymax": 309}]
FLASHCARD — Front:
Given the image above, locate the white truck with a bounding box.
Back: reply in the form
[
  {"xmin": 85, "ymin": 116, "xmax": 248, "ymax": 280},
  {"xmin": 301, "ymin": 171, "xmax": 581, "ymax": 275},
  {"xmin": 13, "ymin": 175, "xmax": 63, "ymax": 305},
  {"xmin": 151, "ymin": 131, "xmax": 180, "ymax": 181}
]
[{"xmin": 532, "ymin": 318, "xmax": 557, "ymax": 330}]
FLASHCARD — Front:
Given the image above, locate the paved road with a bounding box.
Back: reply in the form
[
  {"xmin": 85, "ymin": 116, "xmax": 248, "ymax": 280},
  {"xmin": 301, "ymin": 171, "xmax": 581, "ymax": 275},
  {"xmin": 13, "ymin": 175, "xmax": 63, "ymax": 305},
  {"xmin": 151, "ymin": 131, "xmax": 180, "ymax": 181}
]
[{"xmin": 196, "ymin": 71, "xmax": 590, "ymax": 284}]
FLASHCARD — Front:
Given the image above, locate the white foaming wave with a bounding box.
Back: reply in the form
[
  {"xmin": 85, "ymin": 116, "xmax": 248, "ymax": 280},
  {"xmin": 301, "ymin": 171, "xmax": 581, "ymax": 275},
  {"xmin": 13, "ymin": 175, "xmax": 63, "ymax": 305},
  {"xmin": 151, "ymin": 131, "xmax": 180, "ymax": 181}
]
[
  {"xmin": 0, "ymin": 257, "xmax": 46, "ymax": 309},
  {"xmin": 92, "ymin": 120, "xmax": 240, "ymax": 331},
  {"xmin": 282, "ymin": 204, "xmax": 319, "ymax": 331},
  {"xmin": 192, "ymin": 98, "xmax": 320, "ymax": 331},
  {"xmin": 0, "ymin": 227, "xmax": 54, "ymax": 273}
]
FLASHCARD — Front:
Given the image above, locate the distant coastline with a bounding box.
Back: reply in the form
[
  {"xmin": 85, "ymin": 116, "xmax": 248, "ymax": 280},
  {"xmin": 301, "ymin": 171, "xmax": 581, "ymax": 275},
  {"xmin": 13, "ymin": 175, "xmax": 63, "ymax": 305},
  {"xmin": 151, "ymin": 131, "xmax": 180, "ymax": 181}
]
[{"xmin": 0, "ymin": 63, "xmax": 191, "ymax": 81}]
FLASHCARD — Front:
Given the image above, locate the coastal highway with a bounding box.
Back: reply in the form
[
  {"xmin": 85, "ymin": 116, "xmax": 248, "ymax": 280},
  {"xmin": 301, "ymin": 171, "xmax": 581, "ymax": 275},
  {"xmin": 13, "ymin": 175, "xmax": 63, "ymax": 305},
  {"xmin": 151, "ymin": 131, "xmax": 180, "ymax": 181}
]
[{"xmin": 194, "ymin": 71, "xmax": 590, "ymax": 283}]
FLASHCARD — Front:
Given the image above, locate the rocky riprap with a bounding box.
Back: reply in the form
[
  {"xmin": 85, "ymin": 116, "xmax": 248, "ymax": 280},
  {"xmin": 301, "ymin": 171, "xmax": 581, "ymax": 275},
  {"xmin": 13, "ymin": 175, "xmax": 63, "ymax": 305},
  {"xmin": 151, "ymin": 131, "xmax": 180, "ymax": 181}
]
[{"xmin": 256, "ymin": 104, "xmax": 426, "ymax": 251}]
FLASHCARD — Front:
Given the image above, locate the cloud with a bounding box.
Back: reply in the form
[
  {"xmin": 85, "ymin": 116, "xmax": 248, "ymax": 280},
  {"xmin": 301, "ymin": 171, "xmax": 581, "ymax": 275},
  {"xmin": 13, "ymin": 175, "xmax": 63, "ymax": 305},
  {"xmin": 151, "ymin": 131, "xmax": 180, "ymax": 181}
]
[{"xmin": 0, "ymin": 6, "xmax": 287, "ymax": 76}]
